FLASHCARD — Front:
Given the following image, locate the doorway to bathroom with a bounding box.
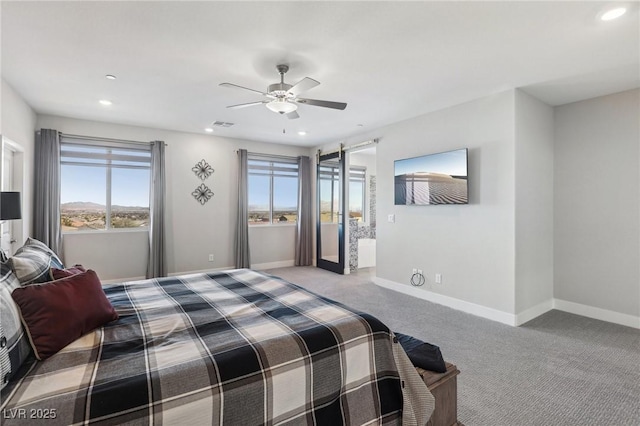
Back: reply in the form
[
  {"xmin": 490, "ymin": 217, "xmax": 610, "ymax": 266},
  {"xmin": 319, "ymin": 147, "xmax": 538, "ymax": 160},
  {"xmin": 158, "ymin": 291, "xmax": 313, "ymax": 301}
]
[
  {"xmin": 348, "ymin": 146, "xmax": 376, "ymax": 274},
  {"xmin": 317, "ymin": 150, "xmax": 346, "ymax": 274}
]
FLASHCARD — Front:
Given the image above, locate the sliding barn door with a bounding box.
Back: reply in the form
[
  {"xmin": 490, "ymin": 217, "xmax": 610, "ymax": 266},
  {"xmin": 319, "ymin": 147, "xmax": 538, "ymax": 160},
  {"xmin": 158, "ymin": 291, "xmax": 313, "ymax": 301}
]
[{"xmin": 316, "ymin": 151, "xmax": 345, "ymax": 274}]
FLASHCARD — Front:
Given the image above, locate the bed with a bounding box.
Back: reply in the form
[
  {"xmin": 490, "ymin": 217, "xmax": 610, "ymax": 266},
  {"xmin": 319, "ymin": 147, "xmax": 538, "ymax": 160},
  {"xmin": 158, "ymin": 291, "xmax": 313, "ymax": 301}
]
[{"xmin": 1, "ymin": 267, "xmax": 435, "ymax": 425}]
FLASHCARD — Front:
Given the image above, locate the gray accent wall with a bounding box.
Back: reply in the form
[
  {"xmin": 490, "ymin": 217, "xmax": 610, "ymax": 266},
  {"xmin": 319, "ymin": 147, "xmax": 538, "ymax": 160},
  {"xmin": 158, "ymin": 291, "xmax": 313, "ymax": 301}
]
[{"xmin": 554, "ymin": 89, "xmax": 640, "ymax": 318}]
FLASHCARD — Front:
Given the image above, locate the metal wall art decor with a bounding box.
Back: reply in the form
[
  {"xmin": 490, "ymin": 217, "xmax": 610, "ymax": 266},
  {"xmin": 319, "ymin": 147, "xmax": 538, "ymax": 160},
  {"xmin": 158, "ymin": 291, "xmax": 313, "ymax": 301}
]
[
  {"xmin": 192, "ymin": 159, "xmax": 215, "ymax": 181},
  {"xmin": 192, "ymin": 183, "xmax": 214, "ymax": 205}
]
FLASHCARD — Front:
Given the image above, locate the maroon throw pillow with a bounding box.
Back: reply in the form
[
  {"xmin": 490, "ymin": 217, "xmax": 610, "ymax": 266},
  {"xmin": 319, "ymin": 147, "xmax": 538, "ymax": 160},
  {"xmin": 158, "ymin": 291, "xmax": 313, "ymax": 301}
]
[
  {"xmin": 49, "ymin": 264, "xmax": 86, "ymax": 281},
  {"xmin": 11, "ymin": 270, "xmax": 118, "ymax": 360}
]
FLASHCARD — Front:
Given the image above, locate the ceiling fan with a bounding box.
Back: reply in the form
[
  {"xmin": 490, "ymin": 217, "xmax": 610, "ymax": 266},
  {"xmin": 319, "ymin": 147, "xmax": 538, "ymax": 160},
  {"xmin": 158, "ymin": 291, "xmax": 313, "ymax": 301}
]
[{"xmin": 220, "ymin": 64, "xmax": 347, "ymax": 120}]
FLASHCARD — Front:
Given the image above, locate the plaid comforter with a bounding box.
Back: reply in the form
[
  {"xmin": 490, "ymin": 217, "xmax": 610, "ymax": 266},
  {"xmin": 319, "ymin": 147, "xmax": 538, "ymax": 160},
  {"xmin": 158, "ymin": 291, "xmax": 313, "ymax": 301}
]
[{"xmin": 1, "ymin": 269, "xmax": 433, "ymax": 425}]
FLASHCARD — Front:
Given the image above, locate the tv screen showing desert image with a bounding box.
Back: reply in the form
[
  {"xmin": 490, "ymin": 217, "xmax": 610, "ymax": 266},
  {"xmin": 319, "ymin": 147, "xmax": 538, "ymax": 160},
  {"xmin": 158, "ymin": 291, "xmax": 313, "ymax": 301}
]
[{"xmin": 394, "ymin": 148, "xmax": 468, "ymax": 205}]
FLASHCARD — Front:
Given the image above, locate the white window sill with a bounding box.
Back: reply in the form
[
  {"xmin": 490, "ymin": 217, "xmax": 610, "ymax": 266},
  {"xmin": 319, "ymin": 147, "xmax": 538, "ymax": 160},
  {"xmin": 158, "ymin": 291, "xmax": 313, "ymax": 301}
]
[
  {"xmin": 249, "ymin": 223, "xmax": 297, "ymax": 228},
  {"xmin": 62, "ymin": 227, "xmax": 149, "ymax": 235}
]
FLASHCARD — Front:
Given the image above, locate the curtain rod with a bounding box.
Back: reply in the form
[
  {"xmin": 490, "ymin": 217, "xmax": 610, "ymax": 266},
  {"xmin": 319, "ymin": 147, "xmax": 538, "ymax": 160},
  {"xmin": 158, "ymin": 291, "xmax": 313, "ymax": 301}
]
[
  {"xmin": 59, "ymin": 133, "xmax": 163, "ymax": 147},
  {"xmin": 318, "ymin": 138, "xmax": 379, "ymax": 157},
  {"xmin": 236, "ymin": 150, "xmax": 300, "ymax": 161}
]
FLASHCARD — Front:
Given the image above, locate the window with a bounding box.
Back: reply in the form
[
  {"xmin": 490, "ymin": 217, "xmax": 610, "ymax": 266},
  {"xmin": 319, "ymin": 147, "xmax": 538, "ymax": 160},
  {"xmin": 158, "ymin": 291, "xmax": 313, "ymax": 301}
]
[
  {"xmin": 248, "ymin": 155, "xmax": 298, "ymax": 225},
  {"xmin": 319, "ymin": 164, "xmax": 366, "ymax": 223},
  {"xmin": 60, "ymin": 138, "xmax": 151, "ymax": 232},
  {"xmin": 349, "ymin": 166, "xmax": 366, "ymax": 222},
  {"xmin": 318, "ymin": 162, "xmax": 340, "ymax": 223}
]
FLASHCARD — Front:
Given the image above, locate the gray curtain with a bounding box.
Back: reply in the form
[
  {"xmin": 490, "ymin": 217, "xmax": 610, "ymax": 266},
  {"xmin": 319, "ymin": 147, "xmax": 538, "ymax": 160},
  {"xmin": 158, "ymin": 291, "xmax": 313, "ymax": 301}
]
[
  {"xmin": 34, "ymin": 129, "xmax": 62, "ymax": 255},
  {"xmin": 146, "ymin": 141, "xmax": 166, "ymax": 278},
  {"xmin": 235, "ymin": 149, "xmax": 251, "ymax": 268},
  {"xmin": 295, "ymin": 156, "xmax": 313, "ymax": 266}
]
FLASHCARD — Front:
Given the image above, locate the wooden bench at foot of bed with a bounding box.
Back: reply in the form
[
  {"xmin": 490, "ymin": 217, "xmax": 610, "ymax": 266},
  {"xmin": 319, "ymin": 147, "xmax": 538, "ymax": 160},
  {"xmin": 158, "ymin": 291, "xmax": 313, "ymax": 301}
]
[{"xmin": 417, "ymin": 362, "xmax": 462, "ymax": 426}]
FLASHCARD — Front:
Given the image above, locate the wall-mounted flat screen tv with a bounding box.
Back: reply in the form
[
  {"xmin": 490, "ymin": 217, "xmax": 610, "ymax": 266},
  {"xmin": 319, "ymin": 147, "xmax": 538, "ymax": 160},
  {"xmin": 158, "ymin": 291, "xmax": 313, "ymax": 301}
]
[{"xmin": 394, "ymin": 148, "xmax": 468, "ymax": 205}]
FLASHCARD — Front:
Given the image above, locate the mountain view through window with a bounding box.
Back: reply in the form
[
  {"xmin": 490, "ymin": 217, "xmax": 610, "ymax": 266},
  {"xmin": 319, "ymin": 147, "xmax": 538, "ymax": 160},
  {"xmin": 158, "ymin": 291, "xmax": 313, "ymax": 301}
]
[{"xmin": 60, "ymin": 141, "xmax": 151, "ymax": 231}]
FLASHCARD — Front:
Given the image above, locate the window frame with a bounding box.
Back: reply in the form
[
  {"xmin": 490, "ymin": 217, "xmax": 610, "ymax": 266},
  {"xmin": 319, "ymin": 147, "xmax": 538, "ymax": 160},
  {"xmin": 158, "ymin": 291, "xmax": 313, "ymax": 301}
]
[
  {"xmin": 318, "ymin": 161, "xmax": 340, "ymax": 223},
  {"xmin": 248, "ymin": 154, "xmax": 299, "ymax": 226},
  {"xmin": 60, "ymin": 137, "xmax": 151, "ymax": 233},
  {"xmin": 349, "ymin": 166, "xmax": 367, "ymax": 222},
  {"xmin": 319, "ymin": 163, "xmax": 366, "ymax": 223}
]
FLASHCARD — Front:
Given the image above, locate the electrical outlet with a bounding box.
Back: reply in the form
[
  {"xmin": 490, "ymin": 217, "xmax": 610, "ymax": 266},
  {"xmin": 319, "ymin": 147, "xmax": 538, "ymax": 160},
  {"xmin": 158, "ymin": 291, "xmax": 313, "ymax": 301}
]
[
  {"xmin": 435, "ymin": 273, "xmax": 442, "ymax": 284},
  {"xmin": 388, "ymin": 214, "xmax": 395, "ymax": 223},
  {"xmin": 208, "ymin": 254, "xmax": 214, "ymax": 262},
  {"xmin": 412, "ymin": 268, "xmax": 417, "ymax": 274},
  {"xmin": 417, "ymin": 269, "xmax": 423, "ymax": 275}
]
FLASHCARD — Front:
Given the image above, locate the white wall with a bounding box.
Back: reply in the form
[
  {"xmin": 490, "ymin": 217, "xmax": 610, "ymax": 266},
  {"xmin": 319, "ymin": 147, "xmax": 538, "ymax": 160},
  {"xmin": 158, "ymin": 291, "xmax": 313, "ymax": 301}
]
[
  {"xmin": 365, "ymin": 90, "xmax": 518, "ymax": 315},
  {"xmin": 350, "ymin": 150, "xmax": 377, "ymax": 175},
  {"xmin": 514, "ymin": 90, "xmax": 554, "ymax": 319},
  {"xmin": 248, "ymin": 225, "xmax": 296, "ymax": 269},
  {"xmin": 554, "ymin": 89, "xmax": 639, "ymax": 321},
  {"xmin": 62, "ymin": 231, "xmax": 149, "ymax": 280},
  {"xmin": 36, "ymin": 115, "xmax": 309, "ymax": 280},
  {"xmin": 1, "ymin": 79, "xmax": 36, "ymax": 246}
]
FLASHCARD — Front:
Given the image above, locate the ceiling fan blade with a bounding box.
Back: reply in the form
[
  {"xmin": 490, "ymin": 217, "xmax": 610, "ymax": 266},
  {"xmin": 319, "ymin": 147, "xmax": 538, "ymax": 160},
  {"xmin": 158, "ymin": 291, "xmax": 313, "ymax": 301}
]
[
  {"xmin": 227, "ymin": 101, "xmax": 268, "ymax": 109},
  {"xmin": 288, "ymin": 77, "xmax": 320, "ymax": 96},
  {"xmin": 219, "ymin": 82, "xmax": 268, "ymax": 96},
  {"xmin": 286, "ymin": 110, "xmax": 299, "ymax": 120},
  {"xmin": 295, "ymin": 98, "xmax": 347, "ymax": 110}
]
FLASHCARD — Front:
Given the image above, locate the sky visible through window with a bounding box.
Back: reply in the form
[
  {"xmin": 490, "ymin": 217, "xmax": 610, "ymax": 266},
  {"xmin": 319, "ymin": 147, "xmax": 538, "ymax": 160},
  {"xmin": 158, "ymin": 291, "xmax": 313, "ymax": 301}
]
[
  {"xmin": 61, "ymin": 166, "xmax": 149, "ymax": 207},
  {"xmin": 349, "ymin": 181, "xmax": 363, "ymax": 211},
  {"xmin": 319, "ymin": 184, "xmax": 364, "ymax": 211},
  {"xmin": 60, "ymin": 142, "xmax": 152, "ymax": 231},
  {"xmin": 248, "ymin": 176, "xmax": 298, "ymax": 210}
]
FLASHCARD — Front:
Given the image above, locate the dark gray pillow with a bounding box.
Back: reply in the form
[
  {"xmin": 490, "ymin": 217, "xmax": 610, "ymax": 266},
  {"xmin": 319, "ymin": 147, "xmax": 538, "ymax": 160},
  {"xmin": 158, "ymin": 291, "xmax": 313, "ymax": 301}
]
[
  {"xmin": 7, "ymin": 238, "xmax": 64, "ymax": 285},
  {"xmin": 394, "ymin": 332, "xmax": 446, "ymax": 373},
  {"xmin": 0, "ymin": 261, "xmax": 32, "ymax": 389}
]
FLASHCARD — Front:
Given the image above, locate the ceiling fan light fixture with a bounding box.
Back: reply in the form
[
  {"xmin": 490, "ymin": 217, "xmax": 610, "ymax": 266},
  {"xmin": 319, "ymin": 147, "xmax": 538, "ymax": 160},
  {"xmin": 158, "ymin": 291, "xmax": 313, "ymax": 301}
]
[{"xmin": 266, "ymin": 99, "xmax": 297, "ymax": 114}]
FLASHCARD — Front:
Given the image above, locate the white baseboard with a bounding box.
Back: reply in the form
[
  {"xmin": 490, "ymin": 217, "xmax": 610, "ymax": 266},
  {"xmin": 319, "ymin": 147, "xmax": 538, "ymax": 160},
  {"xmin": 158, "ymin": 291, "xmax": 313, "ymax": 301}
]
[
  {"xmin": 553, "ymin": 299, "xmax": 640, "ymax": 329},
  {"xmin": 515, "ymin": 300, "xmax": 554, "ymax": 326},
  {"xmin": 251, "ymin": 260, "xmax": 295, "ymax": 270},
  {"xmin": 373, "ymin": 277, "xmax": 518, "ymax": 326},
  {"xmin": 372, "ymin": 277, "xmax": 640, "ymax": 329}
]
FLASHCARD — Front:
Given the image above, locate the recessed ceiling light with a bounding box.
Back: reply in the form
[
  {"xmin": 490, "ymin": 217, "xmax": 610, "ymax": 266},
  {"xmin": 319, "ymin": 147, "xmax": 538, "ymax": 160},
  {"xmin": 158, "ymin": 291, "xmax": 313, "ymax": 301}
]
[
  {"xmin": 298, "ymin": 131, "xmax": 307, "ymax": 136},
  {"xmin": 204, "ymin": 128, "xmax": 214, "ymax": 133},
  {"xmin": 105, "ymin": 74, "xmax": 117, "ymax": 80},
  {"xmin": 601, "ymin": 7, "xmax": 627, "ymax": 21},
  {"xmin": 99, "ymin": 100, "xmax": 112, "ymax": 106}
]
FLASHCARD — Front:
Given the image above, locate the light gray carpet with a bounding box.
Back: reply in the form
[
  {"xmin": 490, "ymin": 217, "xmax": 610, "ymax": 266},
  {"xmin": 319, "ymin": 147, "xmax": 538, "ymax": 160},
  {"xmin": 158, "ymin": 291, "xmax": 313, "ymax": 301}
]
[{"xmin": 267, "ymin": 266, "xmax": 640, "ymax": 426}]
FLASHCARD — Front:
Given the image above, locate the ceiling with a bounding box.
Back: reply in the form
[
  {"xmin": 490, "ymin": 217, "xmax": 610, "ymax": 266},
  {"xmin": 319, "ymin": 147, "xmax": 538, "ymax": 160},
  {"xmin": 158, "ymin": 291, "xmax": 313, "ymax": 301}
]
[{"xmin": 2, "ymin": 1, "xmax": 638, "ymax": 147}]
